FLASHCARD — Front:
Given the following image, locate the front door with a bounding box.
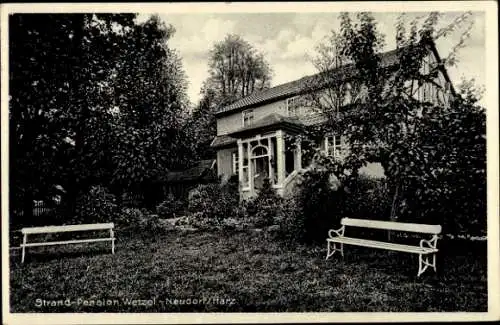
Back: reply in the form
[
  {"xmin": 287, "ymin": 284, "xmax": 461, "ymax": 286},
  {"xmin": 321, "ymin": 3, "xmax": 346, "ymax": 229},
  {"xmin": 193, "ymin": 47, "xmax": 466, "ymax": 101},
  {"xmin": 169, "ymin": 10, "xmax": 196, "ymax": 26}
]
[{"xmin": 253, "ymin": 155, "xmax": 269, "ymax": 190}]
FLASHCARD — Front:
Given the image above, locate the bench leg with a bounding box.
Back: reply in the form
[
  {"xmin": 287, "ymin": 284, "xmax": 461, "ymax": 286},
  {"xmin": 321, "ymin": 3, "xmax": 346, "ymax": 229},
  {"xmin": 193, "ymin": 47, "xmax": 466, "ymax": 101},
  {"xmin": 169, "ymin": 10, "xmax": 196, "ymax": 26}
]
[
  {"xmin": 417, "ymin": 254, "xmax": 425, "ymax": 277},
  {"xmin": 21, "ymin": 234, "xmax": 27, "ymax": 263},
  {"xmin": 418, "ymin": 254, "xmax": 437, "ymax": 277},
  {"xmin": 326, "ymin": 241, "xmax": 343, "ymax": 260},
  {"xmin": 110, "ymin": 229, "xmax": 115, "ymax": 254},
  {"xmin": 326, "ymin": 241, "xmax": 332, "ymax": 260}
]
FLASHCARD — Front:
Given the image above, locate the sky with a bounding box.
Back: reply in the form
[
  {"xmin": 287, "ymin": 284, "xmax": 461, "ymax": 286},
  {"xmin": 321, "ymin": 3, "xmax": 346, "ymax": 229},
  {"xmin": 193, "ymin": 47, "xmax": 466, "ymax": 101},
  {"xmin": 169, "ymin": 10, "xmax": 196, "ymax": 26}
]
[{"xmin": 137, "ymin": 11, "xmax": 485, "ymax": 106}]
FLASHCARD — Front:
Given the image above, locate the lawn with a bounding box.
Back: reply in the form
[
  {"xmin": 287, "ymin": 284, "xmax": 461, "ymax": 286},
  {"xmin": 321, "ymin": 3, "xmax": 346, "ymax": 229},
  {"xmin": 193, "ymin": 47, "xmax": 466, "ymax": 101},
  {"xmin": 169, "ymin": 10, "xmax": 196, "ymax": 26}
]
[{"xmin": 9, "ymin": 228, "xmax": 487, "ymax": 312}]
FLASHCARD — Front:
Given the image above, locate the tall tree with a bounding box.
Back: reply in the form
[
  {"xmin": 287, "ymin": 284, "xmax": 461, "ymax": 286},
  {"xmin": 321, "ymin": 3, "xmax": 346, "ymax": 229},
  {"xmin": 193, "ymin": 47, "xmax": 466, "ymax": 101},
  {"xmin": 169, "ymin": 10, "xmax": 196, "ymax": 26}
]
[
  {"xmin": 9, "ymin": 14, "xmax": 136, "ymax": 224},
  {"xmin": 9, "ymin": 14, "xmax": 194, "ymax": 223},
  {"xmin": 108, "ymin": 15, "xmax": 194, "ymax": 201},
  {"xmin": 189, "ymin": 34, "xmax": 273, "ymax": 160},
  {"xmin": 204, "ymin": 34, "xmax": 272, "ymax": 106}
]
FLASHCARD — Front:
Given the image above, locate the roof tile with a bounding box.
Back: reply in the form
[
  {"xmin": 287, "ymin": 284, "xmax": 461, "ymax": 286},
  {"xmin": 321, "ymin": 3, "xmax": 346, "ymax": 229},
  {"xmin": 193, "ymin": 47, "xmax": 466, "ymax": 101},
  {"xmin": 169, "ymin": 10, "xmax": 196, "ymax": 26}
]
[{"xmin": 216, "ymin": 48, "xmax": 401, "ymax": 115}]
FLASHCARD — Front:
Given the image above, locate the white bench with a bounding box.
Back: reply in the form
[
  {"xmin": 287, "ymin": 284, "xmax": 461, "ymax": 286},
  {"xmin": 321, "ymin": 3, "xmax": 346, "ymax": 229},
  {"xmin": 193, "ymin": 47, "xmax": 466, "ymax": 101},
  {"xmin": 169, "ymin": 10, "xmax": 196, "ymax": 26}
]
[
  {"xmin": 326, "ymin": 218, "xmax": 442, "ymax": 277},
  {"xmin": 20, "ymin": 223, "xmax": 115, "ymax": 263}
]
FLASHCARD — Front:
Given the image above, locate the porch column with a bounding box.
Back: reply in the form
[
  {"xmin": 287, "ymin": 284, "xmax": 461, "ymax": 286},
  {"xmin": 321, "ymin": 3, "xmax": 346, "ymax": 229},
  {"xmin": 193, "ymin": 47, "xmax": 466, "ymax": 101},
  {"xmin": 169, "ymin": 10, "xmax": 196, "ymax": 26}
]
[
  {"xmin": 268, "ymin": 137, "xmax": 274, "ymax": 184},
  {"xmin": 237, "ymin": 139, "xmax": 244, "ymax": 187},
  {"xmin": 276, "ymin": 130, "xmax": 286, "ymax": 185},
  {"xmin": 247, "ymin": 140, "xmax": 253, "ymax": 190},
  {"xmin": 295, "ymin": 136, "xmax": 302, "ymax": 170}
]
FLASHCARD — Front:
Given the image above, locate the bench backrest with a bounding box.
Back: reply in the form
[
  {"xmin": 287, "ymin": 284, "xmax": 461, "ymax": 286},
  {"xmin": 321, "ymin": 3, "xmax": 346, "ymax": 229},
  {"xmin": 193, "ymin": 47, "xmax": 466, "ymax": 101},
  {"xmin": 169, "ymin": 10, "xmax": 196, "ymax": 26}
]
[
  {"xmin": 341, "ymin": 218, "xmax": 441, "ymax": 235},
  {"xmin": 21, "ymin": 223, "xmax": 114, "ymax": 235}
]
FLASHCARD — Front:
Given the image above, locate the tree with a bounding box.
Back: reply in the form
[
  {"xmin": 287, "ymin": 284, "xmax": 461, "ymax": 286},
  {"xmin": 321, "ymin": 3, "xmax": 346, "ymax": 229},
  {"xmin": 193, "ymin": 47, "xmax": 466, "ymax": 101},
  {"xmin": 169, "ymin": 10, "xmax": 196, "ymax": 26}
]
[
  {"xmin": 185, "ymin": 89, "xmax": 218, "ymax": 160},
  {"xmin": 304, "ymin": 12, "xmax": 485, "ymax": 235},
  {"xmin": 9, "ymin": 14, "xmax": 194, "ymax": 223},
  {"xmin": 9, "ymin": 14, "xmax": 137, "ymax": 224},
  {"xmin": 107, "ymin": 15, "xmax": 194, "ymax": 200},
  {"xmin": 188, "ymin": 34, "xmax": 273, "ymax": 160},
  {"xmin": 204, "ymin": 34, "xmax": 272, "ymax": 106}
]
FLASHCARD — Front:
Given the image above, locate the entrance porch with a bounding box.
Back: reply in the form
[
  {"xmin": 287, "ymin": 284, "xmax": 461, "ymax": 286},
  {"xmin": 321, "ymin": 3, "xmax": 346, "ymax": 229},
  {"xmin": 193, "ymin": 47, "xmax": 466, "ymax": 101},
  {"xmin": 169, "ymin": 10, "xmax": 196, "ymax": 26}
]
[{"xmin": 236, "ymin": 129, "xmax": 303, "ymax": 198}]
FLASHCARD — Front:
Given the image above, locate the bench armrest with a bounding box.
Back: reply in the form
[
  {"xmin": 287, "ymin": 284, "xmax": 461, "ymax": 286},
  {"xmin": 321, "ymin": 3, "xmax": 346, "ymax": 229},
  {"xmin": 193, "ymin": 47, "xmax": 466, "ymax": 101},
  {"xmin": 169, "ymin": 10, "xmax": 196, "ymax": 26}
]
[
  {"xmin": 328, "ymin": 225, "xmax": 345, "ymax": 238},
  {"xmin": 420, "ymin": 235, "xmax": 439, "ymax": 249}
]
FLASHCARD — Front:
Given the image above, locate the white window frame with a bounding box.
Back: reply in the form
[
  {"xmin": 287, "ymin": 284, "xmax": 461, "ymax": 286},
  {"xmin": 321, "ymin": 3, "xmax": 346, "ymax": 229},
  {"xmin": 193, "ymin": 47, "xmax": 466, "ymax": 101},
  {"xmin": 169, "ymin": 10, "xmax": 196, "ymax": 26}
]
[
  {"xmin": 231, "ymin": 152, "xmax": 239, "ymax": 175},
  {"xmin": 324, "ymin": 135, "xmax": 342, "ymax": 158},
  {"xmin": 242, "ymin": 109, "xmax": 254, "ymax": 127}
]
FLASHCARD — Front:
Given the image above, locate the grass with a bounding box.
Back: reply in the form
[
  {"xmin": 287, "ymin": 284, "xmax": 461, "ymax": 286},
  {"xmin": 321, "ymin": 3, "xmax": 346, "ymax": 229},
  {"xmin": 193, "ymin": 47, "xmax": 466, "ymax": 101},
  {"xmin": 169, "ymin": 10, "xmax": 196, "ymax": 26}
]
[{"xmin": 9, "ymin": 229, "xmax": 487, "ymax": 312}]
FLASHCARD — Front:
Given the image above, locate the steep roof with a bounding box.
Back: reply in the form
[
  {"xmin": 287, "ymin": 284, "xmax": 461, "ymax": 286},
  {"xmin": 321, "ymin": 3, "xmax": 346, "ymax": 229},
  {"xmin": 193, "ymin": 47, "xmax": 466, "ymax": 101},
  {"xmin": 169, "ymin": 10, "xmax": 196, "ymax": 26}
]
[{"xmin": 215, "ymin": 47, "xmax": 402, "ymax": 116}]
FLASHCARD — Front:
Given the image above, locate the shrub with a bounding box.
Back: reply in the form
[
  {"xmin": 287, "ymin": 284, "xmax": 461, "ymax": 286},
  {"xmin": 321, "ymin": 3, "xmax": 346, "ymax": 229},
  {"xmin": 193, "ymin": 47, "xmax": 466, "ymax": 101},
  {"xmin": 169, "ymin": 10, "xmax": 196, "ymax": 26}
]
[
  {"xmin": 246, "ymin": 178, "xmax": 282, "ymax": 228},
  {"xmin": 117, "ymin": 208, "xmax": 168, "ymax": 237},
  {"xmin": 156, "ymin": 194, "xmax": 185, "ymax": 219},
  {"xmin": 188, "ymin": 179, "xmax": 239, "ymax": 229},
  {"xmin": 116, "ymin": 207, "xmax": 144, "ymax": 231},
  {"xmin": 74, "ymin": 185, "xmax": 119, "ymax": 224},
  {"xmin": 275, "ymin": 196, "xmax": 303, "ymax": 243},
  {"xmin": 337, "ymin": 175, "xmax": 392, "ymax": 221},
  {"xmin": 294, "ymin": 168, "xmax": 341, "ymax": 243},
  {"xmin": 277, "ymin": 169, "xmax": 391, "ymax": 244}
]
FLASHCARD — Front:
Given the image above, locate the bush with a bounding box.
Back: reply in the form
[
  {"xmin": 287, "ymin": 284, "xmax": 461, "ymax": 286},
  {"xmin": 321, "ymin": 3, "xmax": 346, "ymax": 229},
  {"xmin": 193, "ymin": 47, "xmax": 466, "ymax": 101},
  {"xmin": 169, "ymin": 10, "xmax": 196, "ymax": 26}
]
[
  {"xmin": 246, "ymin": 178, "xmax": 282, "ymax": 228},
  {"xmin": 188, "ymin": 179, "xmax": 239, "ymax": 229},
  {"xmin": 156, "ymin": 194, "xmax": 184, "ymax": 219},
  {"xmin": 116, "ymin": 207, "xmax": 144, "ymax": 230},
  {"xmin": 275, "ymin": 196, "xmax": 303, "ymax": 242},
  {"xmin": 337, "ymin": 175, "xmax": 392, "ymax": 221},
  {"xmin": 277, "ymin": 170, "xmax": 391, "ymax": 244},
  {"xmin": 117, "ymin": 207, "xmax": 168, "ymax": 237},
  {"xmin": 294, "ymin": 168, "xmax": 341, "ymax": 243},
  {"xmin": 74, "ymin": 185, "xmax": 119, "ymax": 224}
]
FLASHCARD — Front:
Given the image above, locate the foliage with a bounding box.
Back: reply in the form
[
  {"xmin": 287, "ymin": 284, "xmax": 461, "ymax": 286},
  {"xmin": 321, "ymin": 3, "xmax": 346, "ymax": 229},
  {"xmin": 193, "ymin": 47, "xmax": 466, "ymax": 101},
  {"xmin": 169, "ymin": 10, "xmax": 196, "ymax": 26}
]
[
  {"xmin": 187, "ymin": 179, "xmax": 240, "ymax": 228},
  {"xmin": 203, "ymin": 34, "xmax": 273, "ymax": 106},
  {"xmin": 156, "ymin": 194, "xmax": 185, "ymax": 219},
  {"xmin": 9, "ymin": 14, "xmax": 134, "ymax": 223},
  {"xmin": 277, "ymin": 163, "xmax": 391, "ymax": 244},
  {"xmin": 184, "ymin": 90, "xmax": 218, "ymax": 160},
  {"xmin": 288, "ymin": 167, "xmax": 343, "ymax": 243},
  {"xmin": 245, "ymin": 178, "xmax": 282, "ymax": 228},
  {"xmin": 74, "ymin": 185, "xmax": 120, "ymax": 224},
  {"xmin": 393, "ymin": 81, "xmax": 486, "ymax": 235},
  {"xmin": 108, "ymin": 15, "xmax": 196, "ymax": 191},
  {"xmin": 186, "ymin": 34, "xmax": 273, "ymax": 161},
  {"xmin": 9, "ymin": 14, "xmax": 195, "ymax": 225},
  {"xmin": 117, "ymin": 208, "xmax": 167, "ymax": 237},
  {"xmin": 306, "ymin": 12, "xmax": 485, "ymax": 235},
  {"xmin": 116, "ymin": 207, "xmax": 145, "ymax": 229}
]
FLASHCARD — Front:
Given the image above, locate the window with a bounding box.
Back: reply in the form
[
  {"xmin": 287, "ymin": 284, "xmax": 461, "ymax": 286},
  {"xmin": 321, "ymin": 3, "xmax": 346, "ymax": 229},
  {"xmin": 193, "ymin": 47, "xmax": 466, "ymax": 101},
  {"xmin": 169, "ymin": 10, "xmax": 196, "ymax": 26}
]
[
  {"xmin": 287, "ymin": 96, "xmax": 302, "ymax": 117},
  {"xmin": 342, "ymin": 82, "xmax": 352, "ymax": 105},
  {"xmin": 242, "ymin": 109, "xmax": 254, "ymax": 127},
  {"xmin": 324, "ymin": 135, "xmax": 342, "ymax": 158},
  {"xmin": 232, "ymin": 152, "xmax": 239, "ymax": 175}
]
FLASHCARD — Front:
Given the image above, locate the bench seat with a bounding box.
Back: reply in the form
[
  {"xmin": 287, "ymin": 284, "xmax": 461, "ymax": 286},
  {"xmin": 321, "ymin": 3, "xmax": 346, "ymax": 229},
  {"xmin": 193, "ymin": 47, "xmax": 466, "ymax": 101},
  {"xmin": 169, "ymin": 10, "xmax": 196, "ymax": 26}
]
[
  {"xmin": 326, "ymin": 217, "xmax": 442, "ymax": 276},
  {"xmin": 22, "ymin": 237, "xmax": 115, "ymax": 248},
  {"xmin": 19, "ymin": 223, "xmax": 115, "ymax": 263},
  {"xmin": 327, "ymin": 236, "xmax": 438, "ymax": 254}
]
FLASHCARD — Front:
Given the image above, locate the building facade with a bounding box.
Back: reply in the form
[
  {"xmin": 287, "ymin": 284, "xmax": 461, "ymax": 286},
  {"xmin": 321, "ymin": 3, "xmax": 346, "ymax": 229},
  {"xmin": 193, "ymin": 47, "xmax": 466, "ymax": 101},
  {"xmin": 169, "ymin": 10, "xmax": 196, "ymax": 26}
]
[{"xmin": 210, "ymin": 44, "xmax": 454, "ymax": 198}]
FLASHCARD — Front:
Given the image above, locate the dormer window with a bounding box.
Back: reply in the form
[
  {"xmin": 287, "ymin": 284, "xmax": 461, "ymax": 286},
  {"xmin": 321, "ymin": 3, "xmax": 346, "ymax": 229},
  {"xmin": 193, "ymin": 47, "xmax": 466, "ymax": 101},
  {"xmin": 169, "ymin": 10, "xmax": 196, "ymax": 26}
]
[
  {"xmin": 242, "ymin": 109, "xmax": 254, "ymax": 127},
  {"xmin": 287, "ymin": 96, "xmax": 302, "ymax": 117}
]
